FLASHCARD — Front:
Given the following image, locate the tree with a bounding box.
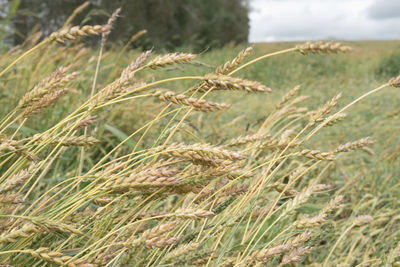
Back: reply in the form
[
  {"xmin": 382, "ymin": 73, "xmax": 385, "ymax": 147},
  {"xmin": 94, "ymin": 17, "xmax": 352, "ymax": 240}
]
[{"xmin": 3, "ymin": 0, "xmax": 249, "ymax": 50}]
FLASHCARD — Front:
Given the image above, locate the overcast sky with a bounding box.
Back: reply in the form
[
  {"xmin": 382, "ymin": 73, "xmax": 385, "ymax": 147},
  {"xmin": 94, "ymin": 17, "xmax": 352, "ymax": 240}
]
[{"xmin": 249, "ymin": 0, "xmax": 400, "ymax": 42}]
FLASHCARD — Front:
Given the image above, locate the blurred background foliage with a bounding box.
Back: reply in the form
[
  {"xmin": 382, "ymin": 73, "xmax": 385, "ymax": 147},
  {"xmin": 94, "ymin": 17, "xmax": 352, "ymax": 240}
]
[{"xmin": 0, "ymin": 0, "xmax": 250, "ymax": 51}]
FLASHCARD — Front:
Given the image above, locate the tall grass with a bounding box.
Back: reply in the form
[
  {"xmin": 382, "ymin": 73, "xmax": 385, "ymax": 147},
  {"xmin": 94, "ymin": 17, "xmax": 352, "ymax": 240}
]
[{"xmin": 0, "ymin": 14, "xmax": 399, "ymax": 267}]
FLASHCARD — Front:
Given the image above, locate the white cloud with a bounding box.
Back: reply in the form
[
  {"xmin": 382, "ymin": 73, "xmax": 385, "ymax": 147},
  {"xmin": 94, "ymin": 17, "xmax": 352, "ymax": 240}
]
[{"xmin": 249, "ymin": 0, "xmax": 400, "ymax": 42}]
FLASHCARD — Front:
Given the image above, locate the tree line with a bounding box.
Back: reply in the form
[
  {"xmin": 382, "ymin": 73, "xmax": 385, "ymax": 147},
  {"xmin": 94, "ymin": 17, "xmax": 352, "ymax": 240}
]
[{"xmin": 1, "ymin": 0, "xmax": 250, "ymax": 50}]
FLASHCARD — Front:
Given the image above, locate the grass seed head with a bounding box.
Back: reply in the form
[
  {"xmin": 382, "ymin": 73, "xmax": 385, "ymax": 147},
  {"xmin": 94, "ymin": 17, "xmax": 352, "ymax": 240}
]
[
  {"xmin": 252, "ymin": 244, "xmax": 292, "ymax": 262},
  {"xmin": 29, "ymin": 217, "xmax": 85, "ymax": 236},
  {"xmin": 49, "ymin": 25, "xmax": 111, "ymax": 43},
  {"xmin": 323, "ymin": 113, "xmax": 347, "ymax": 127},
  {"xmin": 18, "ymin": 67, "xmax": 78, "ymax": 109},
  {"xmin": 0, "ymin": 223, "xmax": 38, "ymax": 244},
  {"xmin": 101, "ymin": 8, "xmax": 121, "ymax": 45},
  {"xmin": 279, "ymin": 246, "xmax": 311, "ymax": 266},
  {"xmin": 108, "ymin": 165, "xmax": 181, "ymax": 191},
  {"xmin": 268, "ymin": 182, "xmax": 299, "ymax": 197},
  {"xmin": 227, "ymin": 133, "xmax": 270, "ymax": 147},
  {"xmin": 94, "ymin": 50, "xmax": 151, "ymax": 104},
  {"xmin": 163, "ymin": 242, "xmax": 201, "ymax": 263},
  {"xmin": 173, "ymin": 208, "xmax": 215, "ymax": 219},
  {"xmin": 23, "ymin": 88, "xmax": 68, "ymax": 117},
  {"xmin": 0, "ymin": 193, "xmax": 24, "ymax": 204},
  {"xmin": 354, "ymin": 215, "xmax": 373, "ymax": 227},
  {"xmin": 202, "ymin": 74, "xmax": 272, "ymax": 93},
  {"xmin": 145, "ymin": 236, "xmax": 182, "ymax": 249},
  {"xmin": 157, "ymin": 142, "xmax": 246, "ymax": 166},
  {"xmin": 296, "ymin": 41, "xmax": 353, "ymax": 55},
  {"xmin": 335, "ymin": 137, "xmax": 374, "ymax": 153},
  {"xmin": 293, "ymin": 149, "xmax": 336, "ymax": 161},
  {"xmin": 216, "ymin": 46, "xmax": 253, "ymax": 75},
  {"xmin": 389, "ymin": 75, "xmax": 400, "ymax": 87},
  {"xmin": 26, "ymin": 247, "xmax": 94, "ymax": 267},
  {"xmin": 153, "ymin": 90, "xmax": 230, "ymax": 112},
  {"xmin": 309, "ymin": 93, "xmax": 342, "ymax": 125},
  {"xmin": 277, "ymin": 85, "xmax": 301, "ymax": 109},
  {"xmin": 73, "ymin": 115, "xmax": 98, "ymax": 130},
  {"xmin": 34, "ymin": 135, "xmax": 100, "ymax": 147},
  {"xmin": 146, "ymin": 52, "xmax": 197, "ymax": 69},
  {"xmin": 134, "ymin": 220, "xmax": 181, "ymax": 244},
  {"xmin": 322, "ymin": 195, "xmax": 345, "ymax": 214},
  {"xmin": 0, "ymin": 163, "xmax": 37, "ymax": 193},
  {"xmin": 294, "ymin": 213, "xmax": 327, "ymax": 229}
]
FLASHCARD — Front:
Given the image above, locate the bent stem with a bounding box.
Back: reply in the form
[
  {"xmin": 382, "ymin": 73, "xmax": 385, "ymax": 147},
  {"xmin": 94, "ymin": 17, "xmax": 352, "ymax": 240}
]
[{"xmin": 323, "ymin": 223, "xmax": 356, "ymax": 266}]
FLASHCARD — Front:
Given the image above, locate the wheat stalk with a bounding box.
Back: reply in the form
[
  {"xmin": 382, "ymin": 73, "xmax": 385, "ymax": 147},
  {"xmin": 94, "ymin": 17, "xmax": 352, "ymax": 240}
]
[
  {"xmin": 153, "ymin": 90, "xmax": 230, "ymax": 112},
  {"xmin": 23, "ymin": 88, "xmax": 69, "ymax": 117},
  {"xmin": 389, "ymin": 75, "xmax": 400, "ymax": 87},
  {"xmin": 202, "ymin": 74, "xmax": 272, "ymax": 93},
  {"xmin": 49, "ymin": 25, "xmax": 111, "ymax": 43},
  {"xmin": 296, "ymin": 41, "xmax": 353, "ymax": 55},
  {"xmin": 146, "ymin": 53, "xmax": 197, "ymax": 69},
  {"xmin": 216, "ymin": 46, "xmax": 253, "ymax": 75},
  {"xmin": 18, "ymin": 67, "xmax": 78, "ymax": 109},
  {"xmin": 278, "ymin": 246, "xmax": 311, "ymax": 267},
  {"xmin": 335, "ymin": 137, "xmax": 374, "ymax": 153},
  {"xmin": 276, "ymin": 85, "xmax": 301, "ymax": 109},
  {"xmin": 24, "ymin": 247, "xmax": 93, "ymax": 267},
  {"xmin": 101, "ymin": 8, "xmax": 121, "ymax": 45}
]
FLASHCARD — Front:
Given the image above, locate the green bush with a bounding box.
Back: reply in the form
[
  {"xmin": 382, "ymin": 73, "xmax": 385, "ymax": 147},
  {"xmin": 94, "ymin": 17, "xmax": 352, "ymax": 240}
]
[{"xmin": 375, "ymin": 50, "xmax": 400, "ymax": 79}]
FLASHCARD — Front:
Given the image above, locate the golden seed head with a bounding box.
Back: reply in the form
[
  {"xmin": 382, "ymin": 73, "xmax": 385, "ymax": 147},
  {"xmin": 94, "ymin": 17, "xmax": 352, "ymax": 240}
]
[
  {"xmin": 18, "ymin": 67, "xmax": 78, "ymax": 109},
  {"xmin": 389, "ymin": 76, "xmax": 400, "ymax": 87},
  {"xmin": 296, "ymin": 41, "xmax": 353, "ymax": 55},
  {"xmin": 145, "ymin": 236, "xmax": 182, "ymax": 249},
  {"xmin": 354, "ymin": 215, "xmax": 373, "ymax": 226},
  {"xmin": 276, "ymin": 85, "xmax": 301, "ymax": 109},
  {"xmin": 23, "ymin": 88, "xmax": 69, "ymax": 117},
  {"xmin": 156, "ymin": 142, "xmax": 247, "ymax": 166},
  {"xmin": 49, "ymin": 25, "xmax": 111, "ymax": 43},
  {"xmin": 279, "ymin": 246, "xmax": 311, "ymax": 266},
  {"xmin": 294, "ymin": 213, "xmax": 327, "ymax": 229},
  {"xmin": 0, "ymin": 223, "xmax": 38, "ymax": 245},
  {"xmin": 227, "ymin": 133, "xmax": 270, "ymax": 147},
  {"xmin": 335, "ymin": 137, "xmax": 374, "ymax": 153},
  {"xmin": 216, "ymin": 46, "xmax": 253, "ymax": 75},
  {"xmin": 294, "ymin": 149, "xmax": 336, "ymax": 161},
  {"xmin": 323, "ymin": 113, "xmax": 347, "ymax": 127},
  {"xmin": 139, "ymin": 220, "xmax": 180, "ymax": 241},
  {"xmin": 101, "ymin": 8, "xmax": 121, "ymax": 45},
  {"xmin": 147, "ymin": 53, "xmax": 197, "ymax": 69},
  {"xmin": 174, "ymin": 208, "xmax": 215, "ymax": 219},
  {"xmin": 73, "ymin": 115, "xmax": 98, "ymax": 130},
  {"xmin": 153, "ymin": 89, "xmax": 230, "ymax": 112},
  {"xmin": 202, "ymin": 74, "xmax": 272, "ymax": 93}
]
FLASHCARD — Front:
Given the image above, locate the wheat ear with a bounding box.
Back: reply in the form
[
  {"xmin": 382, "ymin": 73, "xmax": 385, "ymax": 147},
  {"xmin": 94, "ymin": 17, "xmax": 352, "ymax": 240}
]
[
  {"xmin": 49, "ymin": 25, "xmax": 111, "ymax": 43},
  {"xmin": 296, "ymin": 41, "xmax": 353, "ymax": 55},
  {"xmin": 153, "ymin": 90, "xmax": 230, "ymax": 112}
]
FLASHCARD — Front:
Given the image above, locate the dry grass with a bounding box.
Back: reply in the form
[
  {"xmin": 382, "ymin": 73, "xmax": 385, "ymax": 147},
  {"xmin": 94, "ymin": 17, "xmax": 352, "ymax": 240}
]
[{"xmin": 0, "ymin": 11, "xmax": 399, "ymax": 267}]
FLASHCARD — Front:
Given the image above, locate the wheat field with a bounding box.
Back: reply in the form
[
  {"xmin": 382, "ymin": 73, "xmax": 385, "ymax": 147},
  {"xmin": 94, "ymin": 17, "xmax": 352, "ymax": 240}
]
[{"xmin": 0, "ymin": 12, "xmax": 399, "ymax": 267}]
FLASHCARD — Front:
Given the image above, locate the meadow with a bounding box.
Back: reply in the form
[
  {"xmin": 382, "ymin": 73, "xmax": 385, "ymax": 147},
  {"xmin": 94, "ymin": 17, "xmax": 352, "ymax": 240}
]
[{"xmin": 0, "ymin": 17, "xmax": 399, "ymax": 266}]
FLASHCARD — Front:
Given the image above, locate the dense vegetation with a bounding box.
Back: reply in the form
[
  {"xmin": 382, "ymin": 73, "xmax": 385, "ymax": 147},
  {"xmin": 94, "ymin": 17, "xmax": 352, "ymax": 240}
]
[
  {"xmin": 1, "ymin": 0, "xmax": 249, "ymax": 50},
  {"xmin": 0, "ymin": 7, "xmax": 399, "ymax": 267}
]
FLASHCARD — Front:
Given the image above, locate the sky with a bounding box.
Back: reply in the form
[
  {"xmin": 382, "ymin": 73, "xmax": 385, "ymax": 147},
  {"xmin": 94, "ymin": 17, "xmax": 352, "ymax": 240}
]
[{"xmin": 249, "ymin": 0, "xmax": 400, "ymax": 42}]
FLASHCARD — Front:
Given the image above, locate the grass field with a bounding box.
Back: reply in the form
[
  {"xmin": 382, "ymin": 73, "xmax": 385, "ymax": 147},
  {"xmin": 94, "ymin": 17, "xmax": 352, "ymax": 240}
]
[{"xmin": 0, "ymin": 31, "xmax": 399, "ymax": 266}]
